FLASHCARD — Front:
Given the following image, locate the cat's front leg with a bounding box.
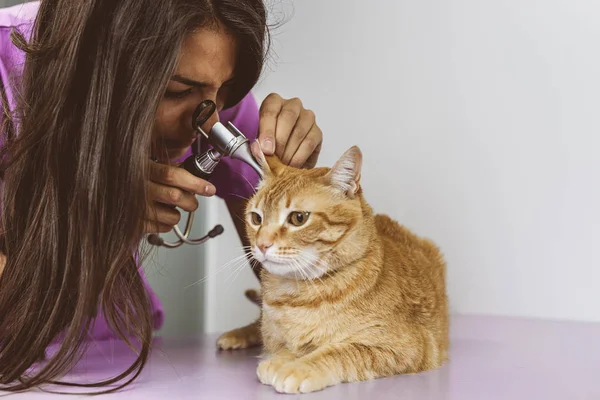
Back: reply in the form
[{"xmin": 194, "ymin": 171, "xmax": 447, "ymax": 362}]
[
  {"xmin": 268, "ymin": 343, "xmax": 411, "ymax": 394},
  {"xmin": 256, "ymin": 349, "xmax": 297, "ymax": 386},
  {"xmin": 216, "ymin": 290, "xmax": 262, "ymax": 350},
  {"xmin": 217, "ymin": 320, "xmax": 262, "ymax": 350},
  {"xmin": 216, "ymin": 318, "xmax": 262, "ymax": 350}
]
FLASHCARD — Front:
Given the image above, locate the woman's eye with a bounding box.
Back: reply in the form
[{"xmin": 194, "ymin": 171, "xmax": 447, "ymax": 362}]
[
  {"xmin": 250, "ymin": 212, "xmax": 262, "ymax": 225},
  {"xmin": 164, "ymin": 88, "xmax": 193, "ymax": 99},
  {"xmin": 288, "ymin": 211, "xmax": 310, "ymax": 227}
]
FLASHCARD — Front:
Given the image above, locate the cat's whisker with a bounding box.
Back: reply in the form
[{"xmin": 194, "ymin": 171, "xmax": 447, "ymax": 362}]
[
  {"xmin": 223, "ymin": 258, "xmax": 254, "ymax": 292},
  {"xmin": 231, "ymin": 212, "xmax": 249, "ymax": 226},
  {"xmin": 309, "ymin": 266, "xmax": 326, "ymax": 285},
  {"xmin": 290, "ymin": 254, "xmax": 305, "ymax": 276},
  {"xmin": 294, "ymin": 269, "xmax": 302, "ymax": 292},
  {"xmin": 291, "ymin": 258, "xmax": 326, "ymax": 302},
  {"xmin": 188, "ymin": 256, "xmax": 248, "ymax": 288},
  {"xmin": 295, "ymin": 252, "xmax": 332, "ymax": 290},
  {"xmin": 227, "ymin": 193, "xmax": 250, "ymax": 201},
  {"xmin": 222, "ymin": 253, "xmax": 262, "ymax": 292},
  {"xmin": 249, "ymin": 258, "xmax": 261, "ymax": 273},
  {"xmin": 296, "ymin": 251, "xmax": 324, "ymax": 274},
  {"xmin": 312, "ymin": 255, "xmax": 332, "ymax": 278},
  {"xmin": 184, "ymin": 253, "xmax": 250, "ymax": 289},
  {"xmin": 232, "ymin": 170, "xmax": 258, "ymax": 195},
  {"xmin": 291, "ymin": 259, "xmax": 311, "ymax": 285},
  {"xmin": 314, "ymin": 259, "xmax": 333, "ymax": 280},
  {"xmin": 289, "ymin": 263, "xmax": 301, "ymax": 292},
  {"xmin": 310, "ymin": 260, "xmax": 327, "ymax": 285},
  {"xmin": 184, "ymin": 257, "xmax": 246, "ymax": 289},
  {"xmin": 281, "ymin": 257, "xmax": 299, "ymax": 281},
  {"xmin": 249, "ymin": 258, "xmax": 264, "ymax": 281},
  {"xmin": 223, "ymin": 257, "xmax": 253, "ymax": 283}
]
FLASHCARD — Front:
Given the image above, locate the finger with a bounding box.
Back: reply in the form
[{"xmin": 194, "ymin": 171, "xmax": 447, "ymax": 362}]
[
  {"xmin": 281, "ymin": 108, "xmax": 315, "ymax": 165},
  {"xmin": 150, "ymin": 162, "xmax": 215, "ymax": 196},
  {"xmin": 303, "ymin": 141, "xmax": 322, "ymax": 169},
  {"xmin": 258, "ymin": 93, "xmax": 283, "ymax": 155},
  {"xmin": 155, "ymin": 203, "xmax": 183, "ymax": 226},
  {"xmin": 148, "ymin": 181, "xmax": 199, "ymax": 212},
  {"xmin": 273, "ymin": 98, "xmax": 302, "ymax": 159},
  {"xmin": 144, "ymin": 220, "xmax": 174, "ymax": 234},
  {"xmin": 147, "ymin": 202, "xmax": 183, "ymax": 227},
  {"xmin": 251, "ymin": 140, "xmax": 267, "ymax": 167},
  {"xmin": 289, "ymin": 125, "xmax": 323, "ymax": 169}
]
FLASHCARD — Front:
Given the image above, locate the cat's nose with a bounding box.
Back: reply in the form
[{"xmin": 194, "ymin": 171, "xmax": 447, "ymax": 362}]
[{"xmin": 258, "ymin": 242, "xmax": 273, "ymax": 254}]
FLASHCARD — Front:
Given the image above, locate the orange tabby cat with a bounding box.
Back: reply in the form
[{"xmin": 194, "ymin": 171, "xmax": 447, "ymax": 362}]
[{"xmin": 244, "ymin": 146, "xmax": 449, "ymax": 394}]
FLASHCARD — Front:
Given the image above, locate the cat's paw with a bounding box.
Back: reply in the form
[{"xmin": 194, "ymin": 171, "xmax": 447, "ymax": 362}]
[
  {"xmin": 256, "ymin": 350, "xmax": 298, "ymax": 385},
  {"xmin": 216, "ymin": 320, "xmax": 262, "ymax": 350},
  {"xmin": 257, "ymin": 357, "xmax": 290, "ymax": 386},
  {"xmin": 268, "ymin": 361, "xmax": 337, "ymax": 394}
]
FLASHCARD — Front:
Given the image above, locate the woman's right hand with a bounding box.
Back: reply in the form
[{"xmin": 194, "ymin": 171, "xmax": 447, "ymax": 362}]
[{"xmin": 145, "ymin": 162, "xmax": 216, "ymax": 234}]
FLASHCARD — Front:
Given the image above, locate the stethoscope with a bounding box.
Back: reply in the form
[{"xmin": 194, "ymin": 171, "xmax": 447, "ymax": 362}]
[{"xmin": 147, "ymin": 100, "xmax": 264, "ymax": 249}]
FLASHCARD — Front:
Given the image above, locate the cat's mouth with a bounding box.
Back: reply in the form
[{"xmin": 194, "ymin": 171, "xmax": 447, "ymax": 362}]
[
  {"xmin": 262, "ymin": 258, "xmax": 288, "ymax": 266},
  {"xmin": 260, "ymin": 257, "xmax": 328, "ymax": 280},
  {"xmin": 262, "ymin": 260, "xmax": 307, "ymax": 279},
  {"xmin": 252, "ymin": 247, "xmax": 295, "ymax": 265},
  {"xmin": 251, "ymin": 246, "xmax": 327, "ymax": 280}
]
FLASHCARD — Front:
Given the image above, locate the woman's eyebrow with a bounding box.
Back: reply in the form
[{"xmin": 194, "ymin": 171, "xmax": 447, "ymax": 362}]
[
  {"xmin": 171, "ymin": 75, "xmax": 209, "ymax": 88},
  {"xmin": 170, "ymin": 74, "xmax": 236, "ymax": 88}
]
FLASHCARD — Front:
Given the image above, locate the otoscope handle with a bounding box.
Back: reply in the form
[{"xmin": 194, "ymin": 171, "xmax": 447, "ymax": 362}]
[
  {"xmin": 182, "ymin": 156, "xmax": 211, "ymax": 180},
  {"xmin": 182, "ymin": 148, "xmax": 222, "ymax": 180}
]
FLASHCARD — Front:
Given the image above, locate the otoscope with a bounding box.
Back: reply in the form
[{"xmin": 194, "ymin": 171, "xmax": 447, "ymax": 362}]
[{"xmin": 147, "ymin": 100, "xmax": 264, "ymax": 249}]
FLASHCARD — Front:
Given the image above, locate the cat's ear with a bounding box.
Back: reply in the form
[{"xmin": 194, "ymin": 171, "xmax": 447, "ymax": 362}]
[
  {"xmin": 327, "ymin": 146, "xmax": 363, "ymax": 198},
  {"xmin": 251, "ymin": 141, "xmax": 285, "ymax": 177},
  {"xmin": 264, "ymin": 155, "xmax": 286, "ymax": 176},
  {"xmin": 252, "ymin": 141, "xmax": 269, "ymax": 171}
]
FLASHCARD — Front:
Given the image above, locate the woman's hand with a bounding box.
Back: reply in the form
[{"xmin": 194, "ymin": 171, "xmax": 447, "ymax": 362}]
[
  {"xmin": 145, "ymin": 161, "xmax": 216, "ymax": 234},
  {"xmin": 253, "ymin": 93, "xmax": 323, "ymax": 169}
]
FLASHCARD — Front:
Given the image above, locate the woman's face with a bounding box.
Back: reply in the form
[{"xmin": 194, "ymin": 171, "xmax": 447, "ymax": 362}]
[{"xmin": 153, "ymin": 24, "xmax": 238, "ymax": 161}]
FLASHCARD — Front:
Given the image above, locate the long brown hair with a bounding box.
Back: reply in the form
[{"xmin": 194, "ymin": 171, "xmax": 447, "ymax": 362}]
[{"xmin": 0, "ymin": 0, "xmax": 269, "ymax": 393}]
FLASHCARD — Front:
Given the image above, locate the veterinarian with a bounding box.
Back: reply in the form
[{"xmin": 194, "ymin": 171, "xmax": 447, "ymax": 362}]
[{"xmin": 0, "ymin": 0, "xmax": 323, "ymax": 391}]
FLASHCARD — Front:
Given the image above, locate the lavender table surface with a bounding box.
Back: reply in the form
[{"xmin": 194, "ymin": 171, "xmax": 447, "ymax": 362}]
[{"xmin": 11, "ymin": 315, "xmax": 600, "ymax": 399}]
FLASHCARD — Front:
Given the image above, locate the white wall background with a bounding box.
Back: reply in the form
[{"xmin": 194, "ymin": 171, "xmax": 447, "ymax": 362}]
[
  {"xmin": 204, "ymin": 0, "xmax": 600, "ymax": 330},
  {"xmin": 0, "ymin": 0, "xmax": 23, "ymax": 7},
  {"xmin": 142, "ymin": 215, "xmax": 207, "ymax": 337},
  {"xmin": 201, "ymin": 198, "xmax": 261, "ymax": 334}
]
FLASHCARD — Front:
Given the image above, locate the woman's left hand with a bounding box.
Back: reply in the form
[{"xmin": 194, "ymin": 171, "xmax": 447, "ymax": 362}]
[{"xmin": 252, "ymin": 93, "xmax": 323, "ymax": 169}]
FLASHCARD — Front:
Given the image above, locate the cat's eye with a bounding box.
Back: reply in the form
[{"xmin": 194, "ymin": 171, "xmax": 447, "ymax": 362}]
[
  {"xmin": 288, "ymin": 211, "xmax": 310, "ymax": 227},
  {"xmin": 250, "ymin": 212, "xmax": 262, "ymax": 225}
]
